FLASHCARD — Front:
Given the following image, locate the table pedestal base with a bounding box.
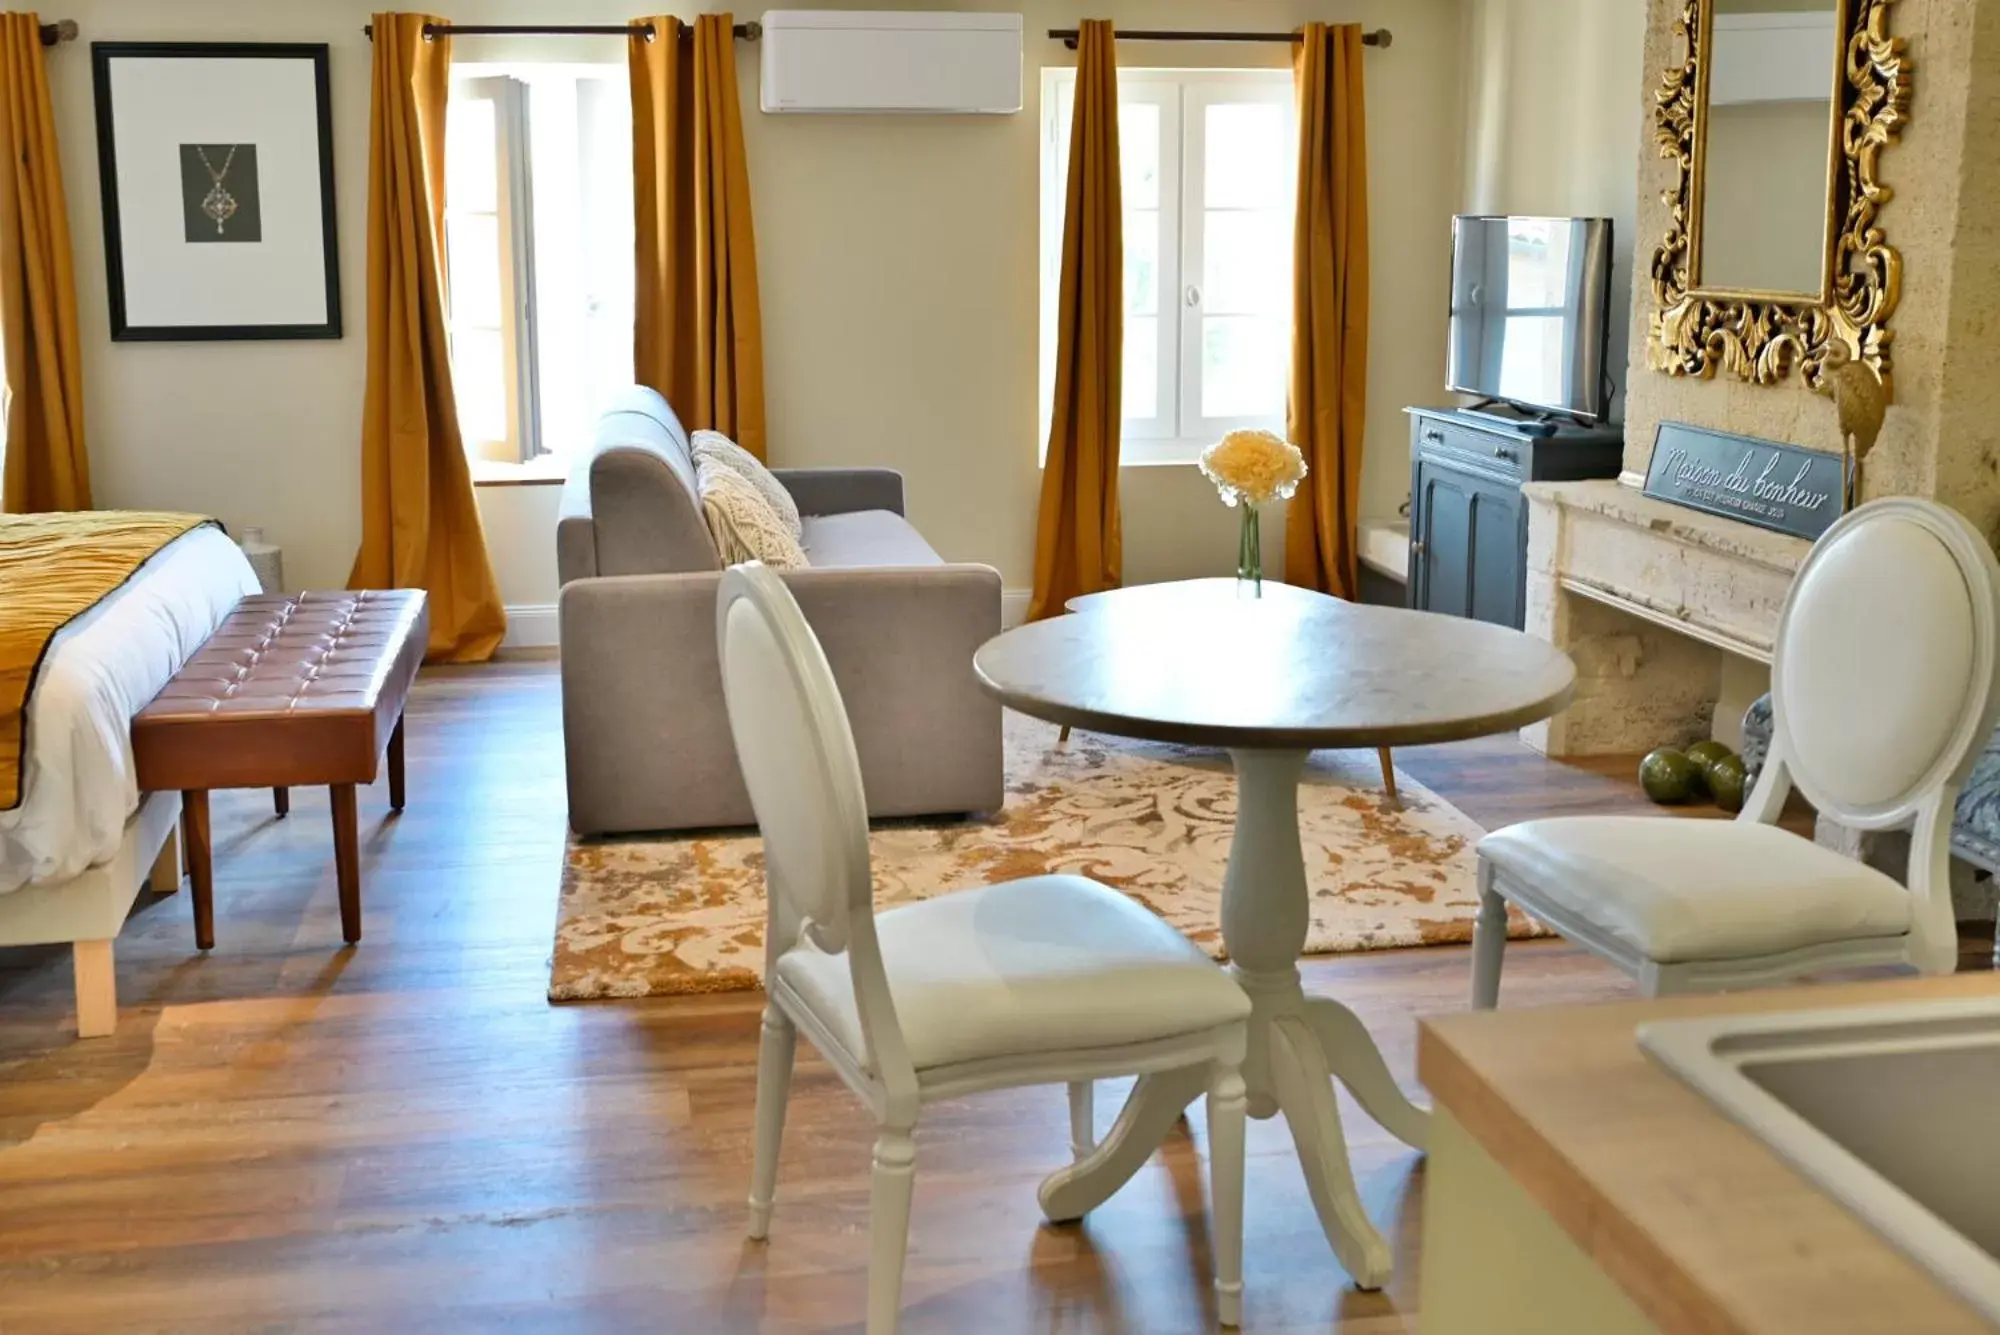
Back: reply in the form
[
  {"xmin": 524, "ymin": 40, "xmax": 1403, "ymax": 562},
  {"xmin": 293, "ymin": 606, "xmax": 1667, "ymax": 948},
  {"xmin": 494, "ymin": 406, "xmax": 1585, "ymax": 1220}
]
[{"xmin": 1036, "ymin": 748, "xmax": 1431, "ymax": 1290}]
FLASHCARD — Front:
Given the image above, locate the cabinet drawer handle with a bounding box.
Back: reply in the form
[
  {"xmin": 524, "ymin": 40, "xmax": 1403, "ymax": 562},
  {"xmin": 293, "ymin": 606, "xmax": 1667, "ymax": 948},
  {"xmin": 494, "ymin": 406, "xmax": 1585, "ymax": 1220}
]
[
  {"xmin": 1423, "ymin": 428, "xmax": 1444, "ymax": 443},
  {"xmin": 1493, "ymin": 446, "xmax": 1518, "ymax": 463}
]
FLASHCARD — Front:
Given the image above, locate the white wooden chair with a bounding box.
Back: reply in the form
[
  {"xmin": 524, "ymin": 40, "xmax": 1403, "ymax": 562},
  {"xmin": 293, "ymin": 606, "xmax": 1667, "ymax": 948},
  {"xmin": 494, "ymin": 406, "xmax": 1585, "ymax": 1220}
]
[
  {"xmin": 1473, "ymin": 498, "xmax": 2000, "ymax": 1004},
  {"xmin": 715, "ymin": 563, "xmax": 1254, "ymax": 1334}
]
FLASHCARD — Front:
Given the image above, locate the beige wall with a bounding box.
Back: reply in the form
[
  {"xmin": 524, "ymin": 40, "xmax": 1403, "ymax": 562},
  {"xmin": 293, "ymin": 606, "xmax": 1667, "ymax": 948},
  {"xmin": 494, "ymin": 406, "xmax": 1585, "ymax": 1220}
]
[
  {"xmin": 45, "ymin": 0, "xmax": 1465, "ymax": 612},
  {"xmin": 1458, "ymin": 0, "xmax": 1647, "ymax": 421},
  {"xmin": 1625, "ymin": 0, "xmax": 2000, "ymax": 537},
  {"xmin": 749, "ymin": 0, "xmax": 1464, "ymax": 589}
]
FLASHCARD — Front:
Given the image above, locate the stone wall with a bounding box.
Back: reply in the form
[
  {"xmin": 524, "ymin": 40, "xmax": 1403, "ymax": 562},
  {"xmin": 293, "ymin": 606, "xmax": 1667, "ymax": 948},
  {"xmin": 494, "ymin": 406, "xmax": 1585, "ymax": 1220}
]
[{"xmin": 1623, "ymin": 0, "xmax": 2000, "ymax": 538}]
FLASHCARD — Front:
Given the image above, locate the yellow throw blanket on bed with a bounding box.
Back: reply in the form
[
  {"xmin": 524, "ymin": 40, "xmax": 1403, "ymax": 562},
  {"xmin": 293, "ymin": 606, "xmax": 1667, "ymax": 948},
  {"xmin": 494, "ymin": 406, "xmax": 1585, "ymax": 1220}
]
[{"xmin": 0, "ymin": 511, "xmax": 216, "ymax": 811}]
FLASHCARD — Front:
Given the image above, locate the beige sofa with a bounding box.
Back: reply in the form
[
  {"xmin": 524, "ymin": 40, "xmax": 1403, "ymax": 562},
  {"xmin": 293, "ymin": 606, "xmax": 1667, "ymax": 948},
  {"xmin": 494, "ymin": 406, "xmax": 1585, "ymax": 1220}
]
[{"xmin": 556, "ymin": 387, "xmax": 1005, "ymax": 834}]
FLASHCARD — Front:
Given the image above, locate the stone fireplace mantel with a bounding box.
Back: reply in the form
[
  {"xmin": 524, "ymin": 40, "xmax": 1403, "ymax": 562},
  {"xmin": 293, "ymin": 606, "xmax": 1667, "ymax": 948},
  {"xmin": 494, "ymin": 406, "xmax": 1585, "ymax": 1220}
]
[{"xmin": 1521, "ymin": 478, "xmax": 1810, "ymax": 756}]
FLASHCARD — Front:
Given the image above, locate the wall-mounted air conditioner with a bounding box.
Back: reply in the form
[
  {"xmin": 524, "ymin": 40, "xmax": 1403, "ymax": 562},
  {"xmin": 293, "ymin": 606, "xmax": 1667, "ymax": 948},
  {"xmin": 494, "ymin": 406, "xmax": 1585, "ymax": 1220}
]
[{"xmin": 759, "ymin": 11, "xmax": 1024, "ymax": 115}]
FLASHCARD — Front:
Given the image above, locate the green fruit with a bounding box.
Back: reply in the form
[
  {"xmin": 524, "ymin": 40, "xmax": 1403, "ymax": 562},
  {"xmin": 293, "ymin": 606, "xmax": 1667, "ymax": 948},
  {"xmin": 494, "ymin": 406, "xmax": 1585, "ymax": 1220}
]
[
  {"xmin": 1707, "ymin": 754, "xmax": 1749, "ymax": 814},
  {"xmin": 1640, "ymin": 749, "xmax": 1700, "ymax": 804},
  {"xmin": 1684, "ymin": 740, "xmax": 1736, "ymax": 796}
]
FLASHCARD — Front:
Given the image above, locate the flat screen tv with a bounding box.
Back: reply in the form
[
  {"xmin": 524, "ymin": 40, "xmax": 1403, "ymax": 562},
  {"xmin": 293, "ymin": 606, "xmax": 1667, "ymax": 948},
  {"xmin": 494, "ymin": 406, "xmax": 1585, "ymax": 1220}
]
[{"xmin": 1447, "ymin": 216, "xmax": 1615, "ymax": 424}]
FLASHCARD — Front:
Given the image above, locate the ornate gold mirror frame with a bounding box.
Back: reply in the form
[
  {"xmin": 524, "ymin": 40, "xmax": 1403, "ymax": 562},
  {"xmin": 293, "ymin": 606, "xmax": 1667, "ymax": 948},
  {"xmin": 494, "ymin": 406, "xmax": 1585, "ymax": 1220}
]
[{"xmin": 1647, "ymin": 0, "xmax": 1912, "ymax": 392}]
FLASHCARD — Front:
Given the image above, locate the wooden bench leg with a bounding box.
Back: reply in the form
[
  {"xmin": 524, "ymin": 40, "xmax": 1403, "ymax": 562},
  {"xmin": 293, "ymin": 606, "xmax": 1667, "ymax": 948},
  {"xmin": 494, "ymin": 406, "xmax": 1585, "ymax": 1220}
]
[
  {"xmin": 183, "ymin": 791, "xmax": 215, "ymax": 951},
  {"xmin": 273, "ymin": 787, "xmax": 290, "ymax": 818},
  {"xmin": 388, "ymin": 712, "xmax": 407, "ymax": 813},
  {"xmin": 1377, "ymin": 748, "xmax": 1401, "ymax": 809},
  {"xmin": 332, "ymin": 783, "xmax": 362, "ymax": 944},
  {"xmin": 149, "ymin": 824, "xmax": 181, "ymax": 895},
  {"xmin": 74, "ymin": 939, "xmax": 116, "ymax": 1039}
]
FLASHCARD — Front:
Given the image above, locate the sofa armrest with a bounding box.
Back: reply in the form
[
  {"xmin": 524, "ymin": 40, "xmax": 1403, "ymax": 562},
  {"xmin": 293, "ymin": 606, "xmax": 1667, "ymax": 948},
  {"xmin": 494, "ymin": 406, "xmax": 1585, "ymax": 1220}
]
[
  {"xmin": 774, "ymin": 468, "xmax": 906, "ymax": 517},
  {"xmin": 556, "ymin": 462, "xmax": 598, "ymax": 585},
  {"xmin": 558, "ymin": 563, "xmax": 1002, "ymax": 834}
]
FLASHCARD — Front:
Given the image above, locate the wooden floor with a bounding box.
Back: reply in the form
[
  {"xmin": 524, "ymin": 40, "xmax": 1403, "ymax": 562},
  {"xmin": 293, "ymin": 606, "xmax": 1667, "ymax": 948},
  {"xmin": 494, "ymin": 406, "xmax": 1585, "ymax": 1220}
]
[{"xmin": 0, "ymin": 662, "xmax": 1978, "ymax": 1333}]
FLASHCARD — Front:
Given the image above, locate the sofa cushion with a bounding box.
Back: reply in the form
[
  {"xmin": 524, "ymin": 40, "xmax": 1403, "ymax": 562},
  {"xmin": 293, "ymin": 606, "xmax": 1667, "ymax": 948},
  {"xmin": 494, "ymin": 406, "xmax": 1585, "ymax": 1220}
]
[
  {"xmin": 693, "ymin": 429, "xmax": 802, "ymax": 539},
  {"xmin": 800, "ymin": 510, "xmax": 943, "ymax": 568},
  {"xmin": 698, "ymin": 459, "xmax": 809, "ymax": 570},
  {"xmin": 583, "ymin": 386, "xmax": 720, "ymax": 577},
  {"xmin": 593, "ymin": 385, "xmax": 698, "ymax": 500}
]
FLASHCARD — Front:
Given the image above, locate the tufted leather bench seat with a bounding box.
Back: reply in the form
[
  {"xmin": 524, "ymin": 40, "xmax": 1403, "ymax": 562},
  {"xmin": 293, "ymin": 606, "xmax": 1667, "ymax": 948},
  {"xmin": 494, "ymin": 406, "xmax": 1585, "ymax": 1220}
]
[{"xmin": 132, "ymin": 590, "xmax": 429, "ymax": 949}]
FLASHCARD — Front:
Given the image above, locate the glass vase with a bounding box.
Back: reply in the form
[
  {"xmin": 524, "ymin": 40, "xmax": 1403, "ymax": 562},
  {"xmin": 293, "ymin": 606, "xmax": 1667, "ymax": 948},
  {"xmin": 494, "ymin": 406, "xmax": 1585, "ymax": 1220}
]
[{"xmin": 1236, "ymin": 504, "xmax": 1263, "ymax": 596}]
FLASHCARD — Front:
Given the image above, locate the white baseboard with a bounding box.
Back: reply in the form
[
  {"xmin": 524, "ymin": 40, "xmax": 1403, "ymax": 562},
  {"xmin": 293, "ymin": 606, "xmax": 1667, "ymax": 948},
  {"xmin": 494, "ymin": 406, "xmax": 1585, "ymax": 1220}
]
[
  {"xmin": 502, "ymin": 603, "xmax": 560, "ymax": 649},
  {"xmin": 1002, "ymin": 590, "xmax": 1031, "ymax": 628}
]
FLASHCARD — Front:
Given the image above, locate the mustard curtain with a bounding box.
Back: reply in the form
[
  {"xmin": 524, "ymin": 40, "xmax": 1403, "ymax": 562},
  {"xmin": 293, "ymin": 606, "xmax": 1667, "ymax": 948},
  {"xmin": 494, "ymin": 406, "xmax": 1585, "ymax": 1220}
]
[
  {"xmin": 1027, "ymin": 19, "xmax": 1121, "ymax": 623},
  {"xmin": 0, "ymin": 13, "xmax": 88, "ymax": 513},
  {"xmin": 630, "ymin": 13, "xmax": 766, "ymax": 459},
  {"xmin": 349, "ymin": 12, "xmax": 506, "ymax": 664},
  {"xmin": 1283, "ymin": 23, "xmax": 1371, "ymax": 600}
]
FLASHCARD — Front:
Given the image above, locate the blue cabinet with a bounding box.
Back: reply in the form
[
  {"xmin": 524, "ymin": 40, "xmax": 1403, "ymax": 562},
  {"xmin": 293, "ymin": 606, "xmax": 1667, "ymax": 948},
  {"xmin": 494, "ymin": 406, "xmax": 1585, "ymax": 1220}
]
[{"xmin": 1406, "ymin": 409, "xmax": 1623, "ymax": 630}]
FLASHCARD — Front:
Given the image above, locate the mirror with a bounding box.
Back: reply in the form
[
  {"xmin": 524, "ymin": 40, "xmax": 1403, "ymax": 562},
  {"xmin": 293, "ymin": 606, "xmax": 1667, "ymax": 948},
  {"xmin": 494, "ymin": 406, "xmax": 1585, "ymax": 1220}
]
[
  {"xmin": 1693, "ymin": 0, "xmax": 1841, "ymax": 298},
  {"xmin": 1647, "ymin": 0, "xmax": 1911, "ymax": 391}
]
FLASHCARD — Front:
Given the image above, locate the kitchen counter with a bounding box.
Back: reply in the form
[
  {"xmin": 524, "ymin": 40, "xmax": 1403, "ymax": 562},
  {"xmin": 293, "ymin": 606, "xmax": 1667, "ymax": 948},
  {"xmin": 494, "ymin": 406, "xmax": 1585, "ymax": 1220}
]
[{"xmin": 1418, "ymin": 973, "xmax": 2000, "ymax": 1335}]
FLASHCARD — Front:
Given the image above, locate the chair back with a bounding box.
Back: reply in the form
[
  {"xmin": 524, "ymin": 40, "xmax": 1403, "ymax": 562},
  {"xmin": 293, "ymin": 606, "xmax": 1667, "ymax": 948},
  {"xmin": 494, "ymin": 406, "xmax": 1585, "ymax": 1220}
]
[
  {"xmin": 716, "ymin": 563, "xmax": 914, "ymax": 1092},
  {"xmin": 1765, "ymin": 498, "xmax": 2000, "ymax": 828}
]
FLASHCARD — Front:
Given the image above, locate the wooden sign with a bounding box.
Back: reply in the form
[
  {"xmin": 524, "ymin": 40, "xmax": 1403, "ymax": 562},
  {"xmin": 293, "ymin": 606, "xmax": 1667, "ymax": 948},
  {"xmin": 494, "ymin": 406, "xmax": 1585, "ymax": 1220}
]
[{"xmin": 1642, "ymin": 422, "xmax": 1843, "ymax": 541}]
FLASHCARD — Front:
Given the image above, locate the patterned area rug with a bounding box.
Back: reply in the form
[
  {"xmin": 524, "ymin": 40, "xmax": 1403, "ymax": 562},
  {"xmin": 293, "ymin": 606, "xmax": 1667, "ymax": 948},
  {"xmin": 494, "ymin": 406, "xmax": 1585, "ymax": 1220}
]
[{"xmin": 549, "ymin": 713, "xmax": 1543, "ymax": 1001}]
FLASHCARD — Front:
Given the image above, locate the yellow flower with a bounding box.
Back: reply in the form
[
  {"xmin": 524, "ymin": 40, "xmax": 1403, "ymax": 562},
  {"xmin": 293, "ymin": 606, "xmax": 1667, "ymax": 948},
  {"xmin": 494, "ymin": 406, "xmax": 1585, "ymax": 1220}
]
[{"xmin": 1199, "ymin": 430, "xmax": 1308, "ymax": 507}]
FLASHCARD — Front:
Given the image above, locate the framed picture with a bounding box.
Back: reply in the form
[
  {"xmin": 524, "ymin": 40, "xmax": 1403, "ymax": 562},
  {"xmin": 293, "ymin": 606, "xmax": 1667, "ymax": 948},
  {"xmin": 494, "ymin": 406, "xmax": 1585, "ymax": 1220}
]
[{"xmin": 92, "ymin": 42, "xmax": 340, "ymax": 341}]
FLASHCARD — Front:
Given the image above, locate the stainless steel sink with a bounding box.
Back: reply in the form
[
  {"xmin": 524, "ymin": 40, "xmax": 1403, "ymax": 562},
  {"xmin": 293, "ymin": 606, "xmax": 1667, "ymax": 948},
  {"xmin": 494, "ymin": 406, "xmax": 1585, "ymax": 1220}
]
[{"xmin": 1640, "ymin": 997, "xmax": 2000, "ymax": 1326}]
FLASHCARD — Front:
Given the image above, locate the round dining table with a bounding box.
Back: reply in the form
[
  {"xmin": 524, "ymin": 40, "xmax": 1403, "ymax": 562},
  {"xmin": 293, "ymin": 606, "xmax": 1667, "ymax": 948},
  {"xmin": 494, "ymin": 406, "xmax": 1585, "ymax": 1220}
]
[{"xmin": 972, "ymin": 579, "xmax": 1576, "ymax": 1288}]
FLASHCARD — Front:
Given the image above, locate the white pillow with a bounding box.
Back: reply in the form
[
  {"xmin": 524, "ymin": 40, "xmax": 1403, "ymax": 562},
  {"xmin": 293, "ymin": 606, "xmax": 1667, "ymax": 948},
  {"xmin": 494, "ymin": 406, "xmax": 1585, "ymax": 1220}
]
[
  {"xmin": 697, "ymin": 458, "xmax": 809, "ymax": 570},
  {"xmin": 691, "ymin": 429, "xmax": 802, "ymax": 540}
]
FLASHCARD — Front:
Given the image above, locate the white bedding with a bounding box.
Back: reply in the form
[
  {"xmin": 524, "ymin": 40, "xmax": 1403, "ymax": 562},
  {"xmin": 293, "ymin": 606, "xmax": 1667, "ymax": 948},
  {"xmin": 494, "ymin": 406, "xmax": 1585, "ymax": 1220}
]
[{"xmin": 0, "ymin": 525, "xmax": 260, "ymax": 894}]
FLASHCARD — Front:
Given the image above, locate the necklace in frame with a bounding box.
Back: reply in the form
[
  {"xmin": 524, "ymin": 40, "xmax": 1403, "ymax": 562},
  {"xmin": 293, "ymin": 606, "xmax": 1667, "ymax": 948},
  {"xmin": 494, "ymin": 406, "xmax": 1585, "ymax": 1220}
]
[{"xmin": 195, "ymin": 144, "xmax": 239, "ymax": 236}]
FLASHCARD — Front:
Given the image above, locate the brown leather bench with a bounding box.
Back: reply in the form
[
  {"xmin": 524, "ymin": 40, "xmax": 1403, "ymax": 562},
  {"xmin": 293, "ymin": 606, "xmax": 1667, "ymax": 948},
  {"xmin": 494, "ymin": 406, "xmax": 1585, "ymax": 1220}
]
[{"xmin": 132, "ymin": 590, "xmax": 429, "ymax": 949}]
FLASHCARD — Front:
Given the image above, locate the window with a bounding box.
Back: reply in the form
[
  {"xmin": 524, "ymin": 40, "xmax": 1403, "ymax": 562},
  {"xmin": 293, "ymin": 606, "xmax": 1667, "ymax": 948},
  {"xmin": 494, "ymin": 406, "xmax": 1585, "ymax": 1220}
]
[
  {"xmin": 445, "ymin": 66, "xmax": 635, "ymax": 480},
  {"xmin": 1040, "ymin": 69, "xmax": 1297, "ymax": 466}
]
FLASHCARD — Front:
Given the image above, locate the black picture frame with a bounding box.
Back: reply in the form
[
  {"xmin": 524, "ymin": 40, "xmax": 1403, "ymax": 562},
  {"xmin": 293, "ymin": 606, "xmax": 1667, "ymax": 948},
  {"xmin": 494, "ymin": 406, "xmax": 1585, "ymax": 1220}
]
[{"xmin": 92, "ymin": 41, "xmax": 342, "ymax": 341}]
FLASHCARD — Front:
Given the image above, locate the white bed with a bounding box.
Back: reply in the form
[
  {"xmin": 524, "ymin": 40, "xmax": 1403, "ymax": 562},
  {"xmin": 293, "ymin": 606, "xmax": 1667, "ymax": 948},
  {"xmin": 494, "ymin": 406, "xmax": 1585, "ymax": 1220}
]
[{"xmin": 0, "ymin": 524, "xmax": 259, "ymax": 1036}]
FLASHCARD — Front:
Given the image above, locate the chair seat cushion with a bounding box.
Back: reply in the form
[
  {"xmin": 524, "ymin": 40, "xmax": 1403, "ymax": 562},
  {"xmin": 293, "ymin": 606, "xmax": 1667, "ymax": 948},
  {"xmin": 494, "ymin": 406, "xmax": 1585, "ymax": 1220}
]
[
  {"xmin": 773, "ymin": 874, "xmax": 1250, "ymax": 1074},
  {"xmin": 1479, "ymin": 818, "xmax": 1911, "ymax": 963},
  {"xmin": 799, "ymin": 511, "xmax": 943, "ymax": 569}
]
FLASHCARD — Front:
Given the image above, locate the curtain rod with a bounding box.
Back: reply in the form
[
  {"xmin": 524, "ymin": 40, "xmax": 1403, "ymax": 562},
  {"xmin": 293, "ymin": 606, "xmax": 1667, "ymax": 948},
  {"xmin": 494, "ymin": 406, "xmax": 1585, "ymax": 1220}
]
[
  {"xmin": 361, "ymin": 21, "xmax": 763, "ymax": 41},
  {"xmin": 1049, "ymin": 27, "xmax": 1392, "ymax": 50},
  {"xmin": 40, "ymin": 19, "xmax": 78, "ymax": 46}
]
